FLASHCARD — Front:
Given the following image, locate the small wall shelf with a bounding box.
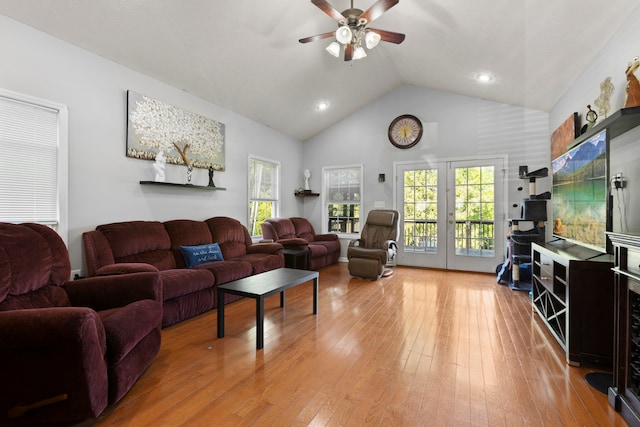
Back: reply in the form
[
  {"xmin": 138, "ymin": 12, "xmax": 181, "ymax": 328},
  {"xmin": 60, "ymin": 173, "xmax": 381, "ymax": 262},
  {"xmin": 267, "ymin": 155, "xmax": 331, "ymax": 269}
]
[
  {"xmin": 140, "ymin": 181, "xmax": 226, "ymax": 191},
  {"xmin": 295, "ymin": 191, "xmax": 319, "ymax": 197}
]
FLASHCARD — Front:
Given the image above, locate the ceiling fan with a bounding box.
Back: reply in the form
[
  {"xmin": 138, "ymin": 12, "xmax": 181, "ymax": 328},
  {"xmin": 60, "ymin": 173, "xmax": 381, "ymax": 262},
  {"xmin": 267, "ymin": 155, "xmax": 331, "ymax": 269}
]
[{"xmin": 299, "ymin": 0, "xmax": 406, "ymax": 61}]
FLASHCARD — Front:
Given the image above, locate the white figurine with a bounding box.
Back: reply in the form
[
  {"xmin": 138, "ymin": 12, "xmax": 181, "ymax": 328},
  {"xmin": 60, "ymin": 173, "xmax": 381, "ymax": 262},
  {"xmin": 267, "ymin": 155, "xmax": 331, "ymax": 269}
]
[
  {"xmin": 304, "ymin": 169, "xmax": 311, "ymax": 191},
  {"xmin": 154, "ymin": 151, "xmax": 166, "ymax": 182},
  {"xmin": 594, "ymin": 76, "xmax": 614, "ymax": 118}
]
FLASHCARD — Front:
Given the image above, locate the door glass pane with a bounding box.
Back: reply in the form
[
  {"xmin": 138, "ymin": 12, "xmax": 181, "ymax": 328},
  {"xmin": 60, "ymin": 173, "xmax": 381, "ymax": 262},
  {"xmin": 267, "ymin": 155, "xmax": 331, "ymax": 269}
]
[
  {"xmin": 454, "ymin": 166, "xmax": 495, "ymax": 257},
  {"xmin": 403, "ymin": 169, "xmax": 437, "ymax": 253}
]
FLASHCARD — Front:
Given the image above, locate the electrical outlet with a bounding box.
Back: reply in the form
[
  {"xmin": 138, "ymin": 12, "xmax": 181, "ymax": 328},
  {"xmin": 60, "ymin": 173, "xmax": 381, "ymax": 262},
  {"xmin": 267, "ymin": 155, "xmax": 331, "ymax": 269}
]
[
  {"xmin": 70, "ymin": 269, "xmax": 82, "ymax": 280},
  {"xmin": 611, "ymin": 173, "xmax": 625, "ymax": 190}
]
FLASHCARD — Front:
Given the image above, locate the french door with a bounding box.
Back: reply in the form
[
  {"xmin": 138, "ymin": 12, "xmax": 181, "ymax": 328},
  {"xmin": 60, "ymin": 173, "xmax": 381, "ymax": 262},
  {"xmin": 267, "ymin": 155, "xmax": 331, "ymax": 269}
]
[{"xmin": 395, "ymin": 157, "xmax": 505, "ymax": 273}]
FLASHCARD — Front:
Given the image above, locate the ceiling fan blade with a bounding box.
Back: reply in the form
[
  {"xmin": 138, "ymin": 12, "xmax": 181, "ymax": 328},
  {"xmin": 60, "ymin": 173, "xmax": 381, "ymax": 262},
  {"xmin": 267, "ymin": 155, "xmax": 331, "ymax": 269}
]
[
  {"xmin": 359, "ymin": 0, "xmax": 399, "ymax": 24},
  {"xmin": 368, "ymin": 28, "xmax": 406, "ymax": 44},
  {"xmin": 344, "ymin": 44, "xmax": 354, "ymax": 61},
  {"xmin": 299, "ymin": 32, "xmax": 335, "ymax": 44},
  {"xmin": 311, "ymin": 0, "xmax": 345, "ymax": 22}
]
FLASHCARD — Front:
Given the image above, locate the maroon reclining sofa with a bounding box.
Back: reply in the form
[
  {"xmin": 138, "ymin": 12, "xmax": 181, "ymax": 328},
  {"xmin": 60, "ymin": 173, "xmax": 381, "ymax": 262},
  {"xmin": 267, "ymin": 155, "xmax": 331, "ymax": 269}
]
[{"xmin": 83, "ymin": 216, "xmax": 284, "ymax": 327}]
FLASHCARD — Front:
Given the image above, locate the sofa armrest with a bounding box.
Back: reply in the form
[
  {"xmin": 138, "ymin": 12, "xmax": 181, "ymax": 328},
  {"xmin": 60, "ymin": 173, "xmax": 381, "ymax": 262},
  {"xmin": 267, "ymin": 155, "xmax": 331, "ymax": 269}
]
[
  {"xmin": 272, "ymin": 238, "xmax": 308, "ymax": 251},
  {"xmin": 0, "ymin": 307, "xmax": 106, "ymax": 349},
  {"xmin": 313, "ymin": 233, "xmax": 339, "ymax": 242},
  {"xmin": 0, "ymin": 308, "xmax": 109, "ymax": 422},
  {"xmin": 65, "ymin": 272, "xmax": 162, "ymax": 311},
  {"xmin": 247, "ymin": 242, "xmax": 284, "ymax": 255},
  {"xmin": 96, "ymin": 262, "xmax": 159, "ymax": 276},
  {"xmin": 384, "ymin": 240, "xmax": 398, "ymax": 259},
  {"xmin": 384, "ymin": 240, "xmax": 398, "ymax": 250}
]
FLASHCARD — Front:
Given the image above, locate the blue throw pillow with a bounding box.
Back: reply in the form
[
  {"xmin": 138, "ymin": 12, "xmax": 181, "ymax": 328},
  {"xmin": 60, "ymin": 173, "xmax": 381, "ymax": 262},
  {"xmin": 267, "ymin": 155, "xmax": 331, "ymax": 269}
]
[{"xmin": 180, "ymin": 243, "xmax": 224, "ymax": 268}]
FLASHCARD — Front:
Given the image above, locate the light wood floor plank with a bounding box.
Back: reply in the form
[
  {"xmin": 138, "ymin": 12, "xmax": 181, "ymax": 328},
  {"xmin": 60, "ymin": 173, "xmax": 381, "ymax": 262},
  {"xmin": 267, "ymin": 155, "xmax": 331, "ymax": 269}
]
[{"xmin": 74, "ymin": 264, "xmax": 626, "ymax": 426}]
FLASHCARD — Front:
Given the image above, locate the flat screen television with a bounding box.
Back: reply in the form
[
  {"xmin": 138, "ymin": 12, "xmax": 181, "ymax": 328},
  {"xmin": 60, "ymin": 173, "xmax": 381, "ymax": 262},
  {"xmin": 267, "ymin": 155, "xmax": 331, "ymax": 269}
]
[{"xmin": 551, "ymin": 129, "xmax": 610, "ymax": 252}]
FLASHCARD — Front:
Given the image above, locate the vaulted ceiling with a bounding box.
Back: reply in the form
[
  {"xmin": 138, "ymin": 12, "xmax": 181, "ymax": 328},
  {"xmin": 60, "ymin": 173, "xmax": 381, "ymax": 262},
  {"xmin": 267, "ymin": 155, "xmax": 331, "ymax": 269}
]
[{"xmin": 1, "ymin": 0, "xmax": 638, "ymax": 141}]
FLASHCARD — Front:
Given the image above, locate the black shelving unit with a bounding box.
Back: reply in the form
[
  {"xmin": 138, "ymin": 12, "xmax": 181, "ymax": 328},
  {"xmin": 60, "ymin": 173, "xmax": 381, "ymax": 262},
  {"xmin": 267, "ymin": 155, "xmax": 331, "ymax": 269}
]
[
  {"xmin": 501, "ymin": 167, "xmax": 549, "ymax": 291},
  {"xmin": 532, "ymin": 240, "xmax": 613, "ymax": 366}
]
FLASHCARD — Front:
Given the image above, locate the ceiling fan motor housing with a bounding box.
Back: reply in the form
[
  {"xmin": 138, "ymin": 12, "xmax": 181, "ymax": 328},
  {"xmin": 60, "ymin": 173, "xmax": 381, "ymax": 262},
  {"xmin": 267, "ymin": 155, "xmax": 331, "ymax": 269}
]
[{"xmin": 341, "ymin": 8, "xmax": 365, "ymax": 26}]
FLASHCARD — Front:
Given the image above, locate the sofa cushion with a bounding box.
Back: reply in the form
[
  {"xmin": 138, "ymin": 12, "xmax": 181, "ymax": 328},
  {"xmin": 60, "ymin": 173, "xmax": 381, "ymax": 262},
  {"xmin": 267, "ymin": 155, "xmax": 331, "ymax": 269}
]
[
  {"xmin": 194, "ymin": 260, "xmax": 253, "ymax": 285},
  {"xmin": 312, "ymin": 240, "xmax": 341, "ymax": 254},
  {"xmin": 0, "ymin": 223, "xmax": 69, "ymax": 298},
  {"xmin": 97, "ymin": 221, "xmax": 176, "ymax": 270},
  {"xmin": 205, "ymin": 217, "xmax": 252, "ymax": 259},
  {"xmin": 290, "ymin": 217, "xmax": 317, "ymax": 242},
  {"xmin": 308, "ymin": 243, "xmax": 328, "ymax": 258},
  {"xmin": 160, "ymin": 269, "xmax": 214, "ymax": 301},
  {"xmin": 0, "ymin": 285, "xmax": 71, "ymax": 311},
  {"xmin": 233, "ymin": 253, "xmax": 284, "ymax": 274},
  {"xmin": 164, "ymin": 219, "xmax": 214, "ymax": 268},
  {"xmin": 264, "ymin": 218, "xmax": 297, "ymax": 240},
  {"xmin": 180, "ymin": 243, "xmax": 224, "ymax": 268}
]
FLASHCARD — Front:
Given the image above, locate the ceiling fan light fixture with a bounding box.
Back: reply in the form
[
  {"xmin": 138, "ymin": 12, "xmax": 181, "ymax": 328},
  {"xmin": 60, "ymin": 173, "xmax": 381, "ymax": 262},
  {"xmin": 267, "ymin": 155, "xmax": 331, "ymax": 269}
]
[
  {"xmin": 326, "ymin": 41, "xmax": 341, "ymax": 57},
  {"xmin": 365, "ymin": 31, "xmax": 381, "ymax": 49},
  {"xmin": 335, "ymin": 25, "xmax": 353, "ymax": 44},
  {"xmin": 353, "ymin": 46, "xmax": 367, "ymax": 60}
]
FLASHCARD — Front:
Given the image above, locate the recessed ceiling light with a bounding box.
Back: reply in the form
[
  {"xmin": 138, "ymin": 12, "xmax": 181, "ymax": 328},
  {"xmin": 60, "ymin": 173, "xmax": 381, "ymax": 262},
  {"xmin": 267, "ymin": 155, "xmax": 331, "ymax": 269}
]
[
  {"xmin": 316, "ymin": 101, "xmax": 329, "ymax": 111},
  {"xmin": 476, "ymin": 73, "xmax": 494, "ymax": 83}
]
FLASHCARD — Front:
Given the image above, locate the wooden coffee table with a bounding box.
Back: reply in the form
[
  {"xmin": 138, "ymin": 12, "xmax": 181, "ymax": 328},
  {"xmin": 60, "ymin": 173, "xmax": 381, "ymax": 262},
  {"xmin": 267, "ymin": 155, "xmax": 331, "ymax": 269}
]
[{"xmin": 216, "ymin": 268, "xmax": 319, "ymax": 349}]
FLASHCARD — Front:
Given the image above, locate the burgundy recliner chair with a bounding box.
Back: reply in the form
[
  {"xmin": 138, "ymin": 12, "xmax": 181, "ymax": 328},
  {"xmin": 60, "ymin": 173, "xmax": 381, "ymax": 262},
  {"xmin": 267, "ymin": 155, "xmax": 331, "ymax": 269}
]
[
  {"xmin": 261, "ymin": 217, "xmax": 340, "ymax": 270},
  {"xmin": 0, "ymin": 223, "xmax": 163, "ymax": 426}
]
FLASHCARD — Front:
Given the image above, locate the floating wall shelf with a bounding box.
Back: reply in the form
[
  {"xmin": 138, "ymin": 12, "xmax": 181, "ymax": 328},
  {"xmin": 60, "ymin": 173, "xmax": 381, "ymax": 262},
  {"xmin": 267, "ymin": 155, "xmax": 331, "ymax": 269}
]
[
  {"xmin": 568, "ymin": 106, "xmax": 640, "ymax": 150},
  {"xmin": 140, "ymin": 181, "xmax": 226, "ymax": 191},
  {"xmin": 295, "ymin": 192, "xmax": 319, "ymax": 197}
]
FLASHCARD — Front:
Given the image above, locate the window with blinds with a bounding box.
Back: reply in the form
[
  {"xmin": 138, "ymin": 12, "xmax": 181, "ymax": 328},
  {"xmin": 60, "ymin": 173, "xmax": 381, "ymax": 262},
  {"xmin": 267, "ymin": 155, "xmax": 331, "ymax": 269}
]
[
  {"xmin": 248, "ymin": 156, "xmax": 280, "ymax": 237},
  {"xmin": 323, "ymin": 165, "xmax": 362, "ymax": 234},
  {"xmin": 0, "ymin": 93, "xmax": 62, "ymax": 227}
]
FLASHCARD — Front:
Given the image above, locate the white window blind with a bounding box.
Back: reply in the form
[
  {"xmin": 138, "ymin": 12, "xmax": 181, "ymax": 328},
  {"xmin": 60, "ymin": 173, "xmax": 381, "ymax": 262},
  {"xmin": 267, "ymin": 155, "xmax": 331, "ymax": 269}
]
[
  {"xmin": 0, "ymin": 96, "xmax": 59, "ymax": 225},
  {"xmin": 323, "ymin": 165, "xmax": 363, "ymax": 234},
  {"xmin": 248, "ymin": 156, "xmax": 280, "ymax": 237}
]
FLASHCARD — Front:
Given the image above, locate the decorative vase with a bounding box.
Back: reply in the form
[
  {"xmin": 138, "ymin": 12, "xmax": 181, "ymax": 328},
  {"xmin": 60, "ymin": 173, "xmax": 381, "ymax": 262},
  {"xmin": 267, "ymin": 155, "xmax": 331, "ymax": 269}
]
[
  {"xmin": 186, "ymin": 164, "xmax": 193, "ymax": 183},
  {"xmin": 208, "ymin": 166, "xmax": 216, "ymax": 187}
]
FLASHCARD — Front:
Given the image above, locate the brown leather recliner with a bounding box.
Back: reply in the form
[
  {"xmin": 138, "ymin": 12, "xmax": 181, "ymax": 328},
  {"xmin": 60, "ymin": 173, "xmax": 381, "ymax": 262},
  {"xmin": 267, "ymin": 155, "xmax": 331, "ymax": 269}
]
[
  {"xmin": 347, "ymin": 210, "xmax": 399, "ymax": 280},
  {"xmin": 0, "ymin": 223, "xmax": 163, "ymax": 426}
]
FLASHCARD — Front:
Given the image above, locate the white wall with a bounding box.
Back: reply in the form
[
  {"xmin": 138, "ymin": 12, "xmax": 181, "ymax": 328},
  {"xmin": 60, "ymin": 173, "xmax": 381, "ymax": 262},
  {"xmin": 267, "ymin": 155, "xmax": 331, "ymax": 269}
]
[
  {"xmin": 549, "ymin": 5, "xmax": 640, "ymax": 234},
  {"xmin": 549, "ymin": 5, "xmax": 640, "ymax": 131},
  {"xmin": 0, "ymin": 15, "xmax": 304, "ymax": 273},
  {"xmin": 303, "ymin": 84, "xmax": 550, "ymax": 257}
]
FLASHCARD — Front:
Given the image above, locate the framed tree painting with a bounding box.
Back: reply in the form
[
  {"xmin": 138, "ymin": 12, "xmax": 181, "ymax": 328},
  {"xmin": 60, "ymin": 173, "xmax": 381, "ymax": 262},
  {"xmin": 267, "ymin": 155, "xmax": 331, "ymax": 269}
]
[
  {"xmin": 126, "ymin": 90, "xmax": 225, "ymax": 170},
  {"xmin": 550, "ymin": 112, "xmax": 579, "ymax": 161}
]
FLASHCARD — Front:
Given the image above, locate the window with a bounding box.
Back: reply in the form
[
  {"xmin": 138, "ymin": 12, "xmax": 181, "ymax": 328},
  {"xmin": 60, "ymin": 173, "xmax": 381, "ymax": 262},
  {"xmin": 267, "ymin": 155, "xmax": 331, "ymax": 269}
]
[
  {"xmin": 0, "ymin": 89, "xmax": 68, "ymax": 243},
  {"xmin": 323, "ymin": 165, "xmax": 362, "ymax": 234},
  {"xmin": 248, "ymin": 156, "xmax": 279, "ymax": 237}
]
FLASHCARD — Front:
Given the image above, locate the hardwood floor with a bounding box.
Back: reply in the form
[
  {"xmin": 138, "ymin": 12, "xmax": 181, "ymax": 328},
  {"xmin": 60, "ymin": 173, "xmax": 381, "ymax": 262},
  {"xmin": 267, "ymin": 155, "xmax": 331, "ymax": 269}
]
[{"xmin": 79, "ymin": 264, "xmax": 627, "ymax": 426}]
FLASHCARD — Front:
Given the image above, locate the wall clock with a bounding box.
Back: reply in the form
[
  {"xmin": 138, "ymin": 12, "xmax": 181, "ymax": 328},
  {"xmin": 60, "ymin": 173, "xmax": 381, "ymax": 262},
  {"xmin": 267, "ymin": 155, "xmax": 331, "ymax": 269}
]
[{"xmin": 388, "ymin": 114, "xmax": 423, "ymax": 149}]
